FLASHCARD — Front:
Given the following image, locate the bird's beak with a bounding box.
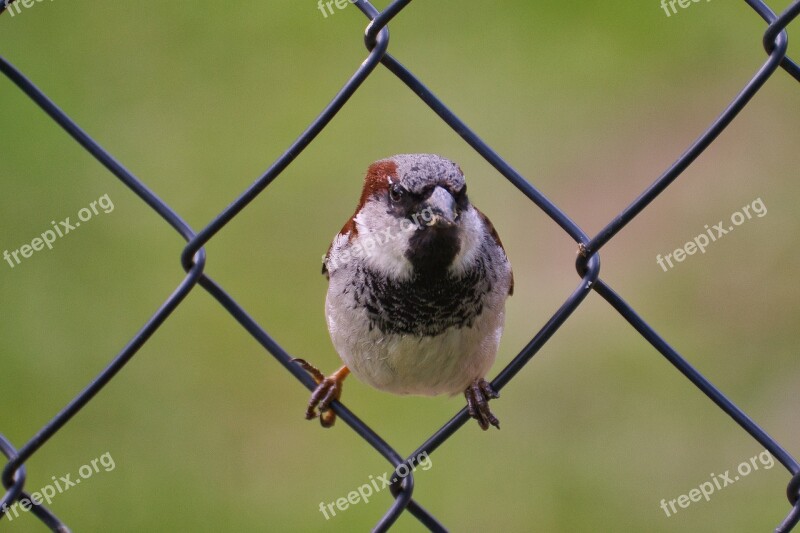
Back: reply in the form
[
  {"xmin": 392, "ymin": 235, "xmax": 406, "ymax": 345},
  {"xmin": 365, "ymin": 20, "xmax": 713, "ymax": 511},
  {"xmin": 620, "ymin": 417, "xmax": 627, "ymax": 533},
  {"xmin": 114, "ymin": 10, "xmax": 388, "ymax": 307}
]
[{"xmin": 422, "ymin": 186, "xmax": 458, "ymax": 228}]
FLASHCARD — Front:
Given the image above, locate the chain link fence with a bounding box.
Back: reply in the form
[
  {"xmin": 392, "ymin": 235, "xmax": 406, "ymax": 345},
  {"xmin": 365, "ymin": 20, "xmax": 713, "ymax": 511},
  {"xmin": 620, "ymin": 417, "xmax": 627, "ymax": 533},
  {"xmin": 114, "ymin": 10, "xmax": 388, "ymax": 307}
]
[{"xmin": 1, "ymin": 0, "xmax": 799, "ymax": 531}]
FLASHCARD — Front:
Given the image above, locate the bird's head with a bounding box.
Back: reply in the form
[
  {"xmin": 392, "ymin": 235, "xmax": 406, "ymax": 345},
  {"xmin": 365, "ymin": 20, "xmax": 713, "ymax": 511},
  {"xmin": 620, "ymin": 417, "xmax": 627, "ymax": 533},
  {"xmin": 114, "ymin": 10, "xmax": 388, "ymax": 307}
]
[{"xmin": 340, "ymin": 154, "xmax": 486, "ymax": 280}]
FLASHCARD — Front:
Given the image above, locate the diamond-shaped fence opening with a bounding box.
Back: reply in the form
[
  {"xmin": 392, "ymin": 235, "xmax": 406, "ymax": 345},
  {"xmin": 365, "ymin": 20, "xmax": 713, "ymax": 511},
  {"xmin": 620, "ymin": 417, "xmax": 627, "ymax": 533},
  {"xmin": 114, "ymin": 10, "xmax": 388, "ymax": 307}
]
[{"xmin": 1, "ymin": 0, "xmax": 799, "ymax": 531}]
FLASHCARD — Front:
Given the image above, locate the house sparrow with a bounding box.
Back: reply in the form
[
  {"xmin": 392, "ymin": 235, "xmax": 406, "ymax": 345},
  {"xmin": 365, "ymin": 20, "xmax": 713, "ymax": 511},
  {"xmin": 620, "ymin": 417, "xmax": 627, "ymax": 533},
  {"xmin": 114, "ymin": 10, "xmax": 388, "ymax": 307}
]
[{"xmin": 294, "ymin": 154, "xmax": 513, "ymax": 430}]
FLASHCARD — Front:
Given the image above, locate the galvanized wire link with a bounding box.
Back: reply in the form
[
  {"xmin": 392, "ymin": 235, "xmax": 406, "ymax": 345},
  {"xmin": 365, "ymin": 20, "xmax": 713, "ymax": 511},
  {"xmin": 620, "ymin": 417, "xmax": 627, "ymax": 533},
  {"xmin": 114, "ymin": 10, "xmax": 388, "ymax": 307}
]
[{"xmin": 1, "ymin": 0, "xmax": 799, "ymax": 531}]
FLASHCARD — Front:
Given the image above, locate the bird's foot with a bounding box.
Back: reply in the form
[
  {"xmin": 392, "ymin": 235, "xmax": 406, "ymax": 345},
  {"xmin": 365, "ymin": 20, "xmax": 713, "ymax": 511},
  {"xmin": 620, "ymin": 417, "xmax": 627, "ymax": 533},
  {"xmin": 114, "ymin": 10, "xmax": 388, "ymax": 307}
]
[
  {"xmin": 465, "ymin": 378, "xmax": 500, "ymax": 430},
  {"xmin": 292, "ymin": 359, "xmax": 350, "ymax": 428}
]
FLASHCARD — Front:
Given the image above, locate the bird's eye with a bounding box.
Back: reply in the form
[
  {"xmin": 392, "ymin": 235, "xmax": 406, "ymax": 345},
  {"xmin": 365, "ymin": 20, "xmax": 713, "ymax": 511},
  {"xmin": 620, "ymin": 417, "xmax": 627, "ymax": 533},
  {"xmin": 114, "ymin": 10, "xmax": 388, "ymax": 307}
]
[{"xmin": 389, "ymin": 184, "xmax": 405, "ymax": 203}]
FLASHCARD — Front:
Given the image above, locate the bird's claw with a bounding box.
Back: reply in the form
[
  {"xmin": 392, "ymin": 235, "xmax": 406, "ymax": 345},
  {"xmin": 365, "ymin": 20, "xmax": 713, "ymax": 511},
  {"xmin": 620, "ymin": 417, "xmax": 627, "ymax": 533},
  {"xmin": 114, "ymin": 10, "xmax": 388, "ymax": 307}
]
[
  {"xmin": 292, "ymin": 359, "xmax": 348, "ymax": 428},
  {"xmin": 465, "ymin": 378, "xmax": 500, "ymax": 430}
]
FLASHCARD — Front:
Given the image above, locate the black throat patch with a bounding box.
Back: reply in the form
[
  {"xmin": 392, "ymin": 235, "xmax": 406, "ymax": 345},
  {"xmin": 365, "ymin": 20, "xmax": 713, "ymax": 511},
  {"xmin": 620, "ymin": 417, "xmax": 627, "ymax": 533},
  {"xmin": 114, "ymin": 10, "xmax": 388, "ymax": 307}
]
[{"xmin": 404, "ymin": 225, "xmax": 461, "ymax": 275}]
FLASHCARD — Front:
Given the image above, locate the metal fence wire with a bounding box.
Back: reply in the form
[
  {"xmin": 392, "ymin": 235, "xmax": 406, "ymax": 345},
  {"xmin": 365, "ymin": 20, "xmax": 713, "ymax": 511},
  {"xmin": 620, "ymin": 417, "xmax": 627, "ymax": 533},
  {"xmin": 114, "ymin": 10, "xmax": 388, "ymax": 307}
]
[{"xmin": 1, "ymin": 0, "xmax": 800, "ymax": 531}]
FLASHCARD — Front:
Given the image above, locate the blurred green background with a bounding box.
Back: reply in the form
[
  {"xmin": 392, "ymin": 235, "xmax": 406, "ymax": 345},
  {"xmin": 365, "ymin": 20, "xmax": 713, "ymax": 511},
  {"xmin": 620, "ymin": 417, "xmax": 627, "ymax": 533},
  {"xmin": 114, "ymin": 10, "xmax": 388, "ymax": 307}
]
[{"xmin": 1, "ymin": 1, "xmax": 799, "ymax": 531}]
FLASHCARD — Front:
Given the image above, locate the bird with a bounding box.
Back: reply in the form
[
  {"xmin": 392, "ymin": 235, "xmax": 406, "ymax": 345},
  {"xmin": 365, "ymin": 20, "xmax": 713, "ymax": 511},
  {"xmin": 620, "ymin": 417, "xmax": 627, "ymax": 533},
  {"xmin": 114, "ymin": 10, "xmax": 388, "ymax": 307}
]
[{"xmin": 293, "ymin": 154, "xmax": 513, "ymax": 430}]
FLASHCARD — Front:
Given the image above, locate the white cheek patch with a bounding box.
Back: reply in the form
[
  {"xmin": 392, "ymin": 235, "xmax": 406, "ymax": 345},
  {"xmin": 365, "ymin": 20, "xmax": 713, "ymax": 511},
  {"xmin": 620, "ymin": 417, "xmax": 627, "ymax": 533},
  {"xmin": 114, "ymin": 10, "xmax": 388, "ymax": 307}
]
[
  {"xmin": 354, "ymin": 202, "xmax": 416, "ymax": 280},
  {"xmin": 449, "ymin": 208, "xmax": 485, "ymax": 276}
]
